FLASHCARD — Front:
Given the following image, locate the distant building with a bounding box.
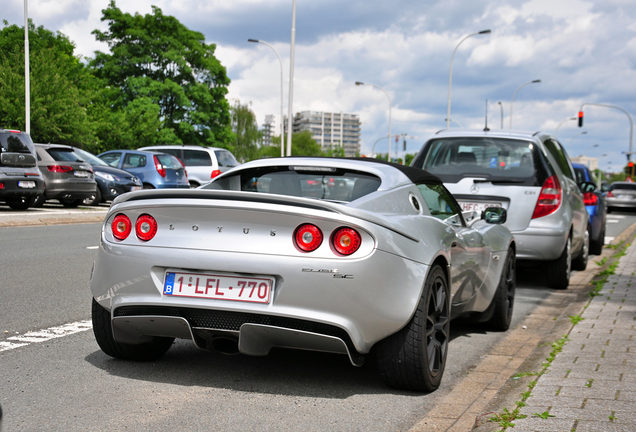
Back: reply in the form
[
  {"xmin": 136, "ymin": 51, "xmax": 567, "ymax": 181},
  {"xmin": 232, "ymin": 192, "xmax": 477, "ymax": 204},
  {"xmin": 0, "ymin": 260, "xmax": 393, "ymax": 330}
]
[
  {"xmin": 261, "ymin": 115, "xmax": 275, "ymax": 147},
  {"xmin": 285, "ymin": 111, "xmax": 361, "ymax": 157},
  {"xmin": 570, "ymin": 156, "xmax": 599, "ymax": 170}
]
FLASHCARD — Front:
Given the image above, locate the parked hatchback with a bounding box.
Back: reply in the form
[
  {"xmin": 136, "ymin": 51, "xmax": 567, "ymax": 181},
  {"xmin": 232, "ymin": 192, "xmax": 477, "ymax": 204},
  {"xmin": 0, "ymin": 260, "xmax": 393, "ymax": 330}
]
[
  {"xmin": 411, "ymin": 129, "xmax": 589, "ymax": 289},
  {"xmin": 572, "ymin": 162, "xmax": 606, "ymax": 255},
  {"xmin": 139, "ymin": 145, "xmax": 239, "ymax": 187},
  {"xmin": 71, "ymin": 147, "xmax": 143, "ymax": 205},
  {"xmin": 97, "ymin": 150, "xmax": 189, "ymax": 189},
  {"xmin": 0, "ymin": 129, "xmax": 44, "ymax": 210},
  {"xmin": 34, "ymin": 143, "xmax": 97, "ymax": 208}
]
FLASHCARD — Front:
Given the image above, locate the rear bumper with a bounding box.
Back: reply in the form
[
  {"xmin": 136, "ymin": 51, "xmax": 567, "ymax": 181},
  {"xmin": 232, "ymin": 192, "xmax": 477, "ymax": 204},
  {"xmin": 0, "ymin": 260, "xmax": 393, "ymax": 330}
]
[
  {"xmin": 46, "ymin": 183, "xmax": 96, "ymax": 200},
  {"xmin": 0, "ymin": 177, "xmax": 44, "ymax": 199},
  {"xmin": 511, "ymin": 227, "xmax": 568, "ymax": 261}
]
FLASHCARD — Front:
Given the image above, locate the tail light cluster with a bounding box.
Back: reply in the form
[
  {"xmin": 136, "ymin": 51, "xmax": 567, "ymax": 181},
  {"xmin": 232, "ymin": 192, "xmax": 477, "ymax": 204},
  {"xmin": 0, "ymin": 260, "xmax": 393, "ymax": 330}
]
[
  {"xmin": 153, "ymin": 155, "xmax": 166, "ymax": 178},
  {"xmin": 294, "ymin": 223, "xmax": 362, "ymax": 256},
  {"xmin": 583, "ymin": 192, "xmax": 598, "ymax": 206},
  {"xmin": 211, "ymin": 169, "xmax": 221, "ymax": 179},
  {"xmin": 111, "ymin": 213, "xmax": 157, "ymax": 242},
  {"xmin": 48, "ymin": 165, "xmax": 73, "ymax": 173},
  {"xmin": 532, "ymin": 175, "xmax": 562, "ymax": 219}
]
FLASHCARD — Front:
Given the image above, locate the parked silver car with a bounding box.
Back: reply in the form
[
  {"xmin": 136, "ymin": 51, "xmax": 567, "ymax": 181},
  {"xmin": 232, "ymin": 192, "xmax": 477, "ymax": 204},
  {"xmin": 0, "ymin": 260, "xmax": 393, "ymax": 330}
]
[
  {"xmin": 139, "ymin": 145, "xmax": 239, "ymax": 187},
  {"xmin": 34, "ymin": 144, "xmax": 97, "ymax": 208},
  {"xmin": 411, "ymin": 129, "xmax": 589, "ymax": 289},
  {"xmin": 90, "ymin": 157, "xmax": 515, "ymax": 392},
  {"xmin": 605, "ymin": 182, "xmax": 636, "ymax": 213}
]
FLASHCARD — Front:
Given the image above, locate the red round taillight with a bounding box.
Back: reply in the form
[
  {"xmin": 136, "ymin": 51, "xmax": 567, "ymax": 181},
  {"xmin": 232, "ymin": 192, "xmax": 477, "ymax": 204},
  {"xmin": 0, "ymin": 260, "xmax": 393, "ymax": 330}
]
[
  {"xmin": 294, "ymin": 224, "xmax": 323, "ymax": 252},
  {"xmin": 112, "ymin": 214, "xmax": 132, "ymax": 240},
  {"xmin": 135, "ymin": 214, "xmax": 158, "ymax": 241},
  {"xmin": 332, "ymin": 227, "xmax": 361, "ymax": 255}
]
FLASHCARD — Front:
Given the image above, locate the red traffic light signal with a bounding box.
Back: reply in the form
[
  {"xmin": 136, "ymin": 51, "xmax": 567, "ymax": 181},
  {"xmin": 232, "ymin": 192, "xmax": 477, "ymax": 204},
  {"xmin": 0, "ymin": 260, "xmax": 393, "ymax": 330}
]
[{"xmin": 578, "ymin": 111, "xmax": 584, "ymax": 127}]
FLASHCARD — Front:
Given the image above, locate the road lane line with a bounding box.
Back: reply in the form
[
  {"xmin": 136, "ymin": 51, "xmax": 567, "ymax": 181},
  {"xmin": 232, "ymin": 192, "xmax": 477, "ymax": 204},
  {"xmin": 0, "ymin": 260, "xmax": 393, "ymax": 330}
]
[{"xmin": 2, "ymin": 320, "xmax": 92, "ymax": 352}]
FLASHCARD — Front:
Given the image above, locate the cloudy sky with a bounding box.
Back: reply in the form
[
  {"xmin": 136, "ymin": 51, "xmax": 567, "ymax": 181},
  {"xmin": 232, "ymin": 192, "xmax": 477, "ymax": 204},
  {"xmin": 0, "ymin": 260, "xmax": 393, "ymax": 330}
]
[{"xmin": 4, "ymin": 0, "xmax": 636, "ymax": 170}]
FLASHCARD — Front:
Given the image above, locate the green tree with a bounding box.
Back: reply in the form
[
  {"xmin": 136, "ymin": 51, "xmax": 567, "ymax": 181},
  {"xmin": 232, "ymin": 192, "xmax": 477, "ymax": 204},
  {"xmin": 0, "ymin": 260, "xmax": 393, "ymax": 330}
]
[
  {"xmin": 90, "ymin": 1, "xmax": 232, "ymax": 148},
  {"xmin": 230, "ymin": 100, "xmax": 261, "ymax": 162},
  {"xmin": 0, "ymin": 21, "xmax": 96, "ymax": 145}
]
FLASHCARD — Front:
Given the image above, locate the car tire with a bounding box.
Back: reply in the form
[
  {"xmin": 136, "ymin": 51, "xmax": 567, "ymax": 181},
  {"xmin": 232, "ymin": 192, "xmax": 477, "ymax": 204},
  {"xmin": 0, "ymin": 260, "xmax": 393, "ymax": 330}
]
[
  {"xmin": 189, "ymin": 181, "xmax": 200, "ymax": 189},
  {"xmin": 590, "ymin": 225, "xmax": 605, "ymax": 255},
  {"xmin": 376, "ymin": 264, "xmax": 450, "ymax": 392},
  {"xmin": 485, "ymin": 248, "xmax": 516, "ymax": 331},
  {"xmin": 59, "ymin": 198, "xmax": 82, "ymax": 208},
  {"xmin": 91, "ymin": 298, "xmax": 174, "ymax": 361},
  {"xmin": 572, "ymin": 228, "xmax": 590, "ymax": 271},
  {"xmin": 143, "ymin": 184, "xmax": 155, "ymax": 190},
  {"xmin": 83, "ymin": 187, "xmax": 102, "ymax": 206},
  {"xmin": 6, "ymin": 196, "xmax": 36, "ymax": 210},
  {"xmin": 547, "ymin": 236, "xmax": 571, "ymax": 290}
]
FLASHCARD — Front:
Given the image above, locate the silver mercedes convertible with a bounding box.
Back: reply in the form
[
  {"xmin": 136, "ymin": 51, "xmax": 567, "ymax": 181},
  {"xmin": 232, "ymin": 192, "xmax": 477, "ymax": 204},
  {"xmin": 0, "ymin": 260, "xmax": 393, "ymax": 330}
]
[{"xmin": 90, "ymin": 157, "xmax": 515, "ymax": 392}]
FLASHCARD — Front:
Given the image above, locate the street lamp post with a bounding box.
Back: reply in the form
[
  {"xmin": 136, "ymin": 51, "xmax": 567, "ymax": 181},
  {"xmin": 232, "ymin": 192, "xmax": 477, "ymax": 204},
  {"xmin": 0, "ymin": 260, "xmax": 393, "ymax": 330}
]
[
  {"xmin": 568, "ymin": 131, "xmax": 587, "ymax": 155},
  {"xmin": 356, "ymin": 81, "xmax": 392, "ymax": 160},
  {"xmin": 248, "ymin": 39, "xmax": 285, "ymax": 157},
  {"xmin": 497, "ymin": 101, "xmax": 504, "ymax": 129},
  {"xmin": 555, "ymin": 116, "xmax": 577, "ymax": 136},
  {"xmin": 446, "ymin": 29, "xmax": 491, "ymax": 129},
  {"xmin": 286, "ymin": 0, "xmax": 297, "ymax": 157},
  {"xmin": 24, "ymin": 0, "xmax": 30, "ymax": 134},
  {"xmin": 509, "ymin": 79, "xmax": 541, "ymax": 129}
]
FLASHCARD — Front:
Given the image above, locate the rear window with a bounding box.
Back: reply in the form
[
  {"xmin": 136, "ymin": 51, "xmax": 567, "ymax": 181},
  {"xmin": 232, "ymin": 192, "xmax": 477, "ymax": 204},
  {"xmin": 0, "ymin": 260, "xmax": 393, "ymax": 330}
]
[
  {"xmin": 411, "ymin": 137, "xmax": 550, "ymax": 185},
  {"xmin": 46, "ymin": 148, "xmax": 86, "ymax": 162},
  {"xmin": 0, "ymin": 132, "xmax": 32, "ymax": 154},
  {"xmin": 215, "ymin": 150, "xmax": 239, "ymax": 167},
  {"xmin": 611, "ymin": 183, "xmax": 636, "ymax": 191},
  {"xmin": 155, "ymin": 154, "xmax": 184, "ymax": 170},
  {"xmin": 205, "ymin": 166, "xmax": 381, "ymax": 202}
]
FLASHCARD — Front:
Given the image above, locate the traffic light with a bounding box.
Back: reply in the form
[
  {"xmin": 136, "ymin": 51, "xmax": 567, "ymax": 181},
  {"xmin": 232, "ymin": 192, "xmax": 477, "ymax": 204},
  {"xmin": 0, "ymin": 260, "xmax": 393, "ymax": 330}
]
[
  {"xmin": 625, "ymin": 162, "xmax": 635, "ymax": 177},
  {"xmin": 578, "ymin": 111, "xmax": 584, "ymax": 127}
]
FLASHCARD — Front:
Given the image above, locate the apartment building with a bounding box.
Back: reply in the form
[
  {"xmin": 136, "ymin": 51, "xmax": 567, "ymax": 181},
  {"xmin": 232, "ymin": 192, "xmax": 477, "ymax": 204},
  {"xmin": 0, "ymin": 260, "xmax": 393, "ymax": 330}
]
[{"xmin": 290, "ymin": 111, "xmax": 361, "ymax": 157}]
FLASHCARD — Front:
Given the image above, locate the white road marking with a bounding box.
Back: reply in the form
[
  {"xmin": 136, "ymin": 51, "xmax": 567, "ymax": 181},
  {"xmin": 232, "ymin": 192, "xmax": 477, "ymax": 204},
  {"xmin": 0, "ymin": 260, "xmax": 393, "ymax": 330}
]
[
  {"xmin": 606, "ymin": 236, "xmax": 615, "ymax": 243},
  {"xmin": 607, "ymin": 220, "xmax": 620, "ymax": 223},
  {"xmin": 1, "ymin": 320, "xmax": 92, "ymax": 352},
  {"xmin": 86, "ymin": 246, "xmax": 99, "ymax": 250},
  {"xmin": 607, "ymin": 215, "xmax": 625, "ymax": 219}
]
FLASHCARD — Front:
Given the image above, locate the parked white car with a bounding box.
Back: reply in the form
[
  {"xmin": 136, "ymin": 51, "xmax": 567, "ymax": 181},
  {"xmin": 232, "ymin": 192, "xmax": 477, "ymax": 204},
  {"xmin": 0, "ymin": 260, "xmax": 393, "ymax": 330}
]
[{"xmin": 139, "ymin": 145, "xmax": 239, "ymax": 187}]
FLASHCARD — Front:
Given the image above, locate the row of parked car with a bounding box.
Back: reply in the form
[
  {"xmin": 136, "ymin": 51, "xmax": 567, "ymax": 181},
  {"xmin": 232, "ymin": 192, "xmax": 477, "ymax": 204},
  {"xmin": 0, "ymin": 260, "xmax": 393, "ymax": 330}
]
[{"xmin": 0, "ymin": 128, "xmax": 239, "ymax": 209}]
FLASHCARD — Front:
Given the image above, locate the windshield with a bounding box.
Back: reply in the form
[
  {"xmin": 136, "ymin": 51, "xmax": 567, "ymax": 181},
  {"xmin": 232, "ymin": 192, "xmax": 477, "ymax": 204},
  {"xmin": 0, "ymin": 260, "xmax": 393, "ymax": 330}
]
[
  {"xmin": 1, "ymin": 133, "xmax": 32, "ymax": 154},
  {"xmin": 412, "ymin": 137, "xmax": 550, "ymax": 185},
  {"xmin": 74, "ymin": 148, "xmax": 108, "ymax": 166},
  {"xmin": 204, "ymin": 166, "xmax": 381, "ymax": 202}
]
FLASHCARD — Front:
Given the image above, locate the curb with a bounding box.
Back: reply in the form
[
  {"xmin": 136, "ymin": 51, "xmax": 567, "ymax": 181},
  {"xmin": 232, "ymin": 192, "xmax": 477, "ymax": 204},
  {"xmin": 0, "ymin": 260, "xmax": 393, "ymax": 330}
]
[{"xmin": 408, "ymin": 222, "xmax": 636, "ymax": 432}]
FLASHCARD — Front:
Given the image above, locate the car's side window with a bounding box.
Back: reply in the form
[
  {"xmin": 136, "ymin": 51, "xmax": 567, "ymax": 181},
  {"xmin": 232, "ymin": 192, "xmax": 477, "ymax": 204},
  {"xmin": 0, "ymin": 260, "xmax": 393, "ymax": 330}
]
[
  {"xmin": 184, "ymin": 150, "xmax": 212, "ymax": 167},
  {"xmin": 416, "ymin": 183, "xmax": 464, "ymax": 225},
  {"xmin": 543, "ymin": 139, "xmax": 574, "ymax": 180},
  {"xmin": 123, "ymin": 154, "xmax": 146, "ymax": 169},
  {"xmin": 99, "ymin": 152, "xmax": 122, "ymax": 168}
]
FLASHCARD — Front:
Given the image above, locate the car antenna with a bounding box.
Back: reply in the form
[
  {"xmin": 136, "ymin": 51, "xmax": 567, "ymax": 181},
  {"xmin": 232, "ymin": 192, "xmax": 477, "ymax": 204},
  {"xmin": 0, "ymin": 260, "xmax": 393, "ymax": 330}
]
[{"xmin": 483, "ymin": 99, "xmax": 490, "ymax": 131}]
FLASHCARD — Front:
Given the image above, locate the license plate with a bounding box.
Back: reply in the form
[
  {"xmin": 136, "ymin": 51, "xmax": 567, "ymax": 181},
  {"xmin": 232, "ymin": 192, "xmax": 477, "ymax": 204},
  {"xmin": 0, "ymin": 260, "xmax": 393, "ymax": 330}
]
[
  {"xmin": 459, "ymin": 201, "xmax": 503, "ymax": 212},
  {"xmin": 74, "ymin": 171, "xmax": 89, "ymax": 178},
  {"xmin": 163, "ymin": 271, "xmax": 273, "ymax": 304},
  {"xmin": 131, "ymin": 186, "xmax": 142, "ymax": 191},
  {"xmin": 18, "ymin": 181, "xmax": 36, "ymax": 188}
]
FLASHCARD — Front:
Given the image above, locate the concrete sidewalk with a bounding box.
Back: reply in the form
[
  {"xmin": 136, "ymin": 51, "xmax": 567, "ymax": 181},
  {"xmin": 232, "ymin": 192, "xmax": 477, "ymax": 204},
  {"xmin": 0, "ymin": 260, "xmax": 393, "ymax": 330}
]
[{"xmin": 503, "ymin": 240, "xmax": 636, "ymax": 431}]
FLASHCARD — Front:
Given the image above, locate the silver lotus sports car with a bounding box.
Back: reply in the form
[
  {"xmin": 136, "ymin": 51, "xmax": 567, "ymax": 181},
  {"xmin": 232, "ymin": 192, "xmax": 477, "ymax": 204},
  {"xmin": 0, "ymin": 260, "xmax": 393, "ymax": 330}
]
[{"xmin": 90, "ymin": 157, "xmax": 516, "ymax": 392}]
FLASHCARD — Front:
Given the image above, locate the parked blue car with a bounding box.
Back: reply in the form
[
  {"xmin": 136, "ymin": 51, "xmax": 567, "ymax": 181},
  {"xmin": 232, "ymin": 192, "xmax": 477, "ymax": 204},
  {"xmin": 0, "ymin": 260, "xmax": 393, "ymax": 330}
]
[
  {"xmin": 572, "ymin": 162, "xmax": 606, "ymax": 255},
  {"xmin": 97, "ymin": 150, "xmax": 189, "ymax": 190}
]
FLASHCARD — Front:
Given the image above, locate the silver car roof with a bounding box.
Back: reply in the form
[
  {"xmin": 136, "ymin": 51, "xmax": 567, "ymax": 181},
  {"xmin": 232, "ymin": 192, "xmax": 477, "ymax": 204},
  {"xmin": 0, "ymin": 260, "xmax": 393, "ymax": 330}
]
[
  {"xmin": 424, "ymin": 128, "xmax": 549, "ymax": 141},
  {"xmin": 219, "ymin": 157, "xmax": 441, "ymax": 191}
]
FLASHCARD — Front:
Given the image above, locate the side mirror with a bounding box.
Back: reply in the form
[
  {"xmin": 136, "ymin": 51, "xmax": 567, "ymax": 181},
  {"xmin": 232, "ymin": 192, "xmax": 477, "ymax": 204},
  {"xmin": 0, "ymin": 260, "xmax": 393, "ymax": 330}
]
[
  {"xmin": 578, "ymin": 181, "xmax": 596, "ymax": 193},
  {"xmin": 482, "ymin": 207, "xmax": 507, "ymax": 224},
  {"xmin": 600, "ymin": 183, "xmax": 610, "ymax": 193}
]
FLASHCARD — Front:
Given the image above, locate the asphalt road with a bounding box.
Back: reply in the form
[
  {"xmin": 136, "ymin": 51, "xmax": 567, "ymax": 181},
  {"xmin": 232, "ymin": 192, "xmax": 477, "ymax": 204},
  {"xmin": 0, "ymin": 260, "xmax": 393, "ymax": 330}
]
[{"xmin": 1, "ymin": 212, "xmax": 635, "ymax": 431}]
